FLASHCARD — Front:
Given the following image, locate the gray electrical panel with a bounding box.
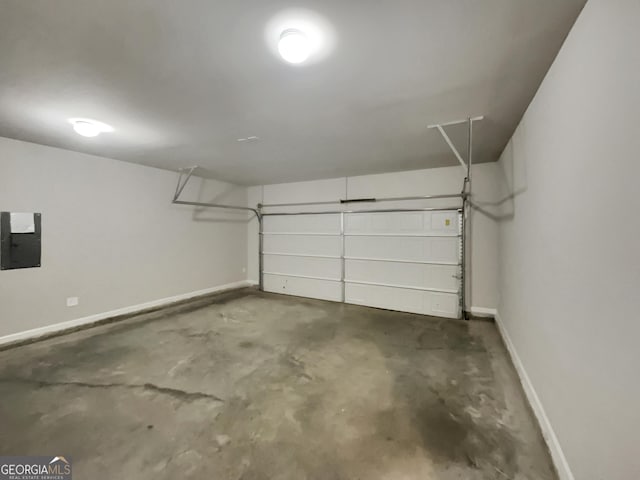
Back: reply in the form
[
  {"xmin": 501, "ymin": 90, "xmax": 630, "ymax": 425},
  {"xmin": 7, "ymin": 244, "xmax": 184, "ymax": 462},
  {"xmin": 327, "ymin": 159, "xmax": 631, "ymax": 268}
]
[{"xmin": 0, "ymin": 211, "xmax": 42, "ymax": 270}]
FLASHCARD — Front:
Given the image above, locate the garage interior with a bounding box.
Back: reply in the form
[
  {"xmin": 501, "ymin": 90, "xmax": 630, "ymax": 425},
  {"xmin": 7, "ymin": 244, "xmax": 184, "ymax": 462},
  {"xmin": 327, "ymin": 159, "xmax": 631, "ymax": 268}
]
[{"xmin": 0, "ymin": 1, "xmax": 637, "ymax": 479}]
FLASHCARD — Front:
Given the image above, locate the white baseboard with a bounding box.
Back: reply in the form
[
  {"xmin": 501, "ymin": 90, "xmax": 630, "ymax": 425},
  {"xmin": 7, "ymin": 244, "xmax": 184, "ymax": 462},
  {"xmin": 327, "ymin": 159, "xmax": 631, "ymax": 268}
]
[
  {"xmin": 470, "ymin": 306, "xmax": 497, "ymax": 317},
  {"xmin": 494, "ymin": 311, "xmax": 574, "ymax": 480},
  {"xmin": 0, "ymin": 280, "xmax": 254, "ymax": 347}
]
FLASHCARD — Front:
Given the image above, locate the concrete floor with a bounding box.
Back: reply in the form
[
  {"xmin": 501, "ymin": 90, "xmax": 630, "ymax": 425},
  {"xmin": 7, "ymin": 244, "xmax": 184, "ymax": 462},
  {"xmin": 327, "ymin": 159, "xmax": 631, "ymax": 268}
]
[{"xmin": 0, "ymin": 288, "xmax": 556, "ymax": 479}]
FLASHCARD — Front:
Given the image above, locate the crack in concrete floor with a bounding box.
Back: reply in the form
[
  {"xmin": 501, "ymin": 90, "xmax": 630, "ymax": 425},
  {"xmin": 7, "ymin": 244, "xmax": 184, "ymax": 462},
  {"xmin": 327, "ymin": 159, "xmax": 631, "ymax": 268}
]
[{"xmin": 0, "ymin": 377, "xmax": 225, "ymax": 403}]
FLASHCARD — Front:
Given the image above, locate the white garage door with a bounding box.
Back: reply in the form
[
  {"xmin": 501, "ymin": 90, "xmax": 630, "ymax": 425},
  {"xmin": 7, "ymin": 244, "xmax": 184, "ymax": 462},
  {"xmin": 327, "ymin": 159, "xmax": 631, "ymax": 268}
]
[
  {"xmin": 262, "ymin": 213, "xmax": 343, "ymax": 302},
  {"xmin": 344, "ymin": 210, "xmax": 461, "ymax": 319},
  {"xmin": 261, "ymin": 209, "xmax": 461, "ymax": 319}
]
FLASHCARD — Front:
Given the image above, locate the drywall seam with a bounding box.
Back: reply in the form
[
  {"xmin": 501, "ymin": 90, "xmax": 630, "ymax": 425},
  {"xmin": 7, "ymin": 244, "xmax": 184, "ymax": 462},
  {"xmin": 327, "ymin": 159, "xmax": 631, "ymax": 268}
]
[
  {"xmin": 494, "ymin": 311, "xmax": 575, "ymax": 480},
  {"xmin": 0, "ymin": 280, "xmax": 253, "ymax": 347}
]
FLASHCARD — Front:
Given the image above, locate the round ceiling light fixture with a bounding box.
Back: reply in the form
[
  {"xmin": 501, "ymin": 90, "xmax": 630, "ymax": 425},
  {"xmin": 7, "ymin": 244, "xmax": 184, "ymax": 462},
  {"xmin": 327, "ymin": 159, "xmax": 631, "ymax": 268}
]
[
  {"xmin": 265, "ymin": 9, "xmax": 336, "ymax": 66},
  {"xmin": 68, "ymin": 118, "xmax": 113, "ymax": 137},
  {"xmin": 278, "ymin": 28, "xmax": 311, "ymax": 64}
]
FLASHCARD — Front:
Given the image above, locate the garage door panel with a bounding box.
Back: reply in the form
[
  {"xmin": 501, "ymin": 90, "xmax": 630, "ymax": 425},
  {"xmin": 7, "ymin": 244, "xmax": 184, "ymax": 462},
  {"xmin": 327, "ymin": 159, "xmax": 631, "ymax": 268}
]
[
  {"xmin": 262, "ymin": 213, "xmax": 342, "ymax": 302},
  {"xmin": 344, "ymin": 236, "xmax": 459, "ymax": 264},
  {"xmin": 345, "ymin": 260, "xmax": 459, "ymax": 292},
  {"xmin": 263, "ymin": 234, "xmax": 341, "ymax": 257},
  {"xmin": 264, "ymin": 274, "xmax": 342, "ymax": 302},
  {"xmin": 264, "ymin": 214, "xmax": 340, "ymax": 234},
  {"xmin": 262, "ymin": 209, "xmax": 461, "ymax": 318},
  {"xmin": 431, "ymin": 211, "xmax": 459, "ymax": 234},
  {"xmin": 430, "ymin": 292, "xmax": 460, "ymax": 317},
  {"xmin": 264, "ymin": 255, "xmax": 341, "ymax": 280},
  {"xmin": 344, "ymin": 211, "xmax": 459, "ymax": 236},
  {"xmin": 346, "ymin": 282, "xmax": 422, "ymax": 313},
  {"xmin": 345, "ymin": 283, "xmax": 459, "ymax": 318},
  {"xmin": 431, "ymin": 238, "xmax": 459, "ymax": 263}
]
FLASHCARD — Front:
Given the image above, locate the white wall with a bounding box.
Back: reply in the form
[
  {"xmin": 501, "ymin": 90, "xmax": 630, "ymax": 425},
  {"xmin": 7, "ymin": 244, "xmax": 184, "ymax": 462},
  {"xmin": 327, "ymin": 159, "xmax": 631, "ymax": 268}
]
[
  {"xmin": 248, "ymin": 162, "xmax": 500, "ymax": 311},
  {"xmin": 0, "ymin": 137, "xmax": 249, "ymax": 340},
  {"xmin": 495, "ymin": 1, "xmax": 640, "ymax": 479}
]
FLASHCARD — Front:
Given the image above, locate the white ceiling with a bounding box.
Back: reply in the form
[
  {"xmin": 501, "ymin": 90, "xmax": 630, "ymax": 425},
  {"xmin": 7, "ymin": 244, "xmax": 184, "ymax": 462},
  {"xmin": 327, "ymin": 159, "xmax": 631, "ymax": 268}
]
[{"xmin": 0, "ymin": 0, "xmax": 585, "ymax": 185}]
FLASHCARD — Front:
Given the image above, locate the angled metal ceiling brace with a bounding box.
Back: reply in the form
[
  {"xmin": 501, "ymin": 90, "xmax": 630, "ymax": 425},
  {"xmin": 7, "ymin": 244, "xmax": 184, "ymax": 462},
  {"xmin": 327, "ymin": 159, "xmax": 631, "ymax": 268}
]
[
  {"xmin": 171, "ymin": 165, "xmax": 261, "ymax": 217},
  {"xmin": 171, "ymin": 166, "xmax": 264, "ymax": 291},
  {"xmin": 436, "ymin": 125, "xmax": 466, "ymax": 168},
  {"xmin": 173, "ymin": 166, "xmax": 197, "ymax": 202},
  {"xmin": 428, "ymin": 116, "xmax": 484, "ymax": 170},
  {"xmin": 427, "ymin": 116, "xmax": 483, "ymax": 320}
]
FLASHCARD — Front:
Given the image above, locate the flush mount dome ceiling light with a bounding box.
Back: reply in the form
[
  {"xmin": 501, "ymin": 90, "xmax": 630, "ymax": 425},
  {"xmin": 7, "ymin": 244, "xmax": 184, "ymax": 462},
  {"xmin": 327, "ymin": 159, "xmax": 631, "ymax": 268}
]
[
  {"xmin": 265, "ymin": 9, "xmax": 335, "ymax": 66},
  {"xmin": 68, "ymin": 118, "xmax": 113, "ymax": 137},
  {"xmin": 278, "ymin": 28, "xmax": 311, "ymax": 63}
]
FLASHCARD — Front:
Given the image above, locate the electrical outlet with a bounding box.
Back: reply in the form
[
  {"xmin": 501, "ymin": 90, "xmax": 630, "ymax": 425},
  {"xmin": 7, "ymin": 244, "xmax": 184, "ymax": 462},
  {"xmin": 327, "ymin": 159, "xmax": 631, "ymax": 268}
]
[
  {"xmin": 242, "ymin": 267, "xmax": 247, "ymax": 273},
  {"xmin": 66, "ymin": 297, "xmax": 79, "ymax": 307}
]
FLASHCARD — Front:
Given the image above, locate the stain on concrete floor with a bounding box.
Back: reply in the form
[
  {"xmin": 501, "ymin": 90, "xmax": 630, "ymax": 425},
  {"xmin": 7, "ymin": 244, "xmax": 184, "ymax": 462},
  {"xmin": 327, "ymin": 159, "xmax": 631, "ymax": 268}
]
[{"xmin": 0, "ymin": 288, "xmax": 557, "ymax": 479}]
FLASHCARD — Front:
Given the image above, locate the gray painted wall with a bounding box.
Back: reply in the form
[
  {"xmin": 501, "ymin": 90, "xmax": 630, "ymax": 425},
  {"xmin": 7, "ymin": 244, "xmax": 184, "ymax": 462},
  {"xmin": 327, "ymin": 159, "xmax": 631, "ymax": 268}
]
[
  {"xmin": 0, "ymin": 137, "xmax": 249, "ymax": 339},
  {"xmin": 495, "ymin": 0, "xmax": 640, "ymax": 478}
]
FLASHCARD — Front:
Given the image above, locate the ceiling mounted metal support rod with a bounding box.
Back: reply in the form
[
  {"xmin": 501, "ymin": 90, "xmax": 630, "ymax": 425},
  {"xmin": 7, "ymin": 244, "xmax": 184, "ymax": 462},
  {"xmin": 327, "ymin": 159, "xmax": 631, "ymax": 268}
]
[
  {"xmin": 427, "ymin": 116, "xmax": 482, "ymax": 320},
  {"xmin": 258, "ymin": 204, "xmax": 264, "ymax": 292},
  {"xmin": 260, "ymin": 193, "xmax": 464, "ymax": 209},
  {"xmin": 173, "ymin": 166, "xmax": 198, "ymax": 202},
  {"xmin": 262, "ymin": 206, "xmax": 462, "ymax": 216},
  {"xmin": 427, "ymin": 116, "xmax": 484, "ymax": 129},
  {"xmin": 172, "ymin": 200, "xmax": 260, "ymax": 216},
  {"xmin": 171, "ymin": 166, "xmax": 261, "ymax": 217},
  {"xmin": 435, "ymin": 125, "xmax": 466, "ymax": 169},
  {"xmin": 428, "ymin": 115, "xmax": 484, "ymax": 171},
  {"xmin": 467, "ymin": 116, "xmax": 473, "ymax": 192},
  {"xmin": 460, "ymin": 117, "xmax": 473, "ymax": 320}
]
